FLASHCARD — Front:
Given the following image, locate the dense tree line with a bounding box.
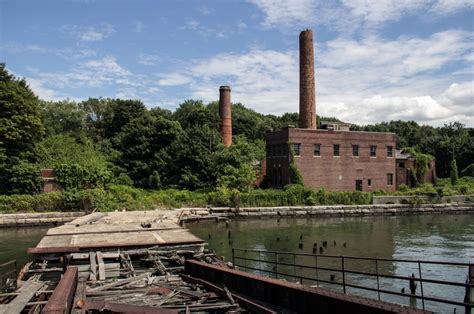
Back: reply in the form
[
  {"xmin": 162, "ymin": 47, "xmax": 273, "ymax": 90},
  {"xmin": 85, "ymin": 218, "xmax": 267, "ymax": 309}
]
[{"xmin": 1, "ymin": 64, "xmax": 472, "ymax": 195}]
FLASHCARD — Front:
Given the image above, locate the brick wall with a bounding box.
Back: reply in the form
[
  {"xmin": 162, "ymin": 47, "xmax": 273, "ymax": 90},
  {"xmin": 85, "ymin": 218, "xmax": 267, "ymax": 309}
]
[{"xmin": 266, "ymin": 128, "xmax": 397, "ymax": 192}]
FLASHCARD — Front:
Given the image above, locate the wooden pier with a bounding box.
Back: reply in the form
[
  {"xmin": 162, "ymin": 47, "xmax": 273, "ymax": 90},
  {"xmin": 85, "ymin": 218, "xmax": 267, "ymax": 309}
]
[{"xmin": 0, "ymin": 211, "xmax": 432, "ymax": 313}]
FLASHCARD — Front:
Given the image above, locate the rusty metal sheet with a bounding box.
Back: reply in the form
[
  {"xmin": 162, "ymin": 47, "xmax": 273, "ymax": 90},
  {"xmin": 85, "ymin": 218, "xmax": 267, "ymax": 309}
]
[
  {"xmin": 42, "ymin": 266, "xmax": 78, "ymax": 314},
  {"xmin": 185, "ymin": 260, "xmax": 431, "ymax": 314}
]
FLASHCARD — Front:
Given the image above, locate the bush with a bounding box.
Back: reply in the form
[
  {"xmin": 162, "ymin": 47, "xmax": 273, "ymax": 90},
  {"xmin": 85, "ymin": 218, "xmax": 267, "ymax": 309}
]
[
  {"xmin": 458, "ymin": 185, "xmax": 468, "ymax": 194},
  {"xmin": 8, "ymin": 162, "xmax": 42, "ymax": 195},
  {"xmin": 113, "ymin": 173, "xmax": 134, "ymax": 186},
  {"xmin": 55, "ymin": 163, "xmax": 112, "ymax": 190},
  {"xmin": 398, "ymin": 184, "xmax": 409, "ymax": 192}
]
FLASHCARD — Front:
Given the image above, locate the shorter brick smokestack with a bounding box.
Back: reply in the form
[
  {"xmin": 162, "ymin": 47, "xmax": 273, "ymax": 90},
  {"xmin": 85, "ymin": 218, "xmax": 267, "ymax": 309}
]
[
  {"xmin": 299, "ymin": 29, "xmax": 316, "ymax": 129},
  {"xmin": 219, "ymin": 86, "xmax": 232, "ymax": 147}
]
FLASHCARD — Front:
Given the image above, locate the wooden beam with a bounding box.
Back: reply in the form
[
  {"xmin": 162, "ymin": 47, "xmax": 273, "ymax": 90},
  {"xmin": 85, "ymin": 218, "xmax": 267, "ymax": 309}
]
[
  {"xmin": 42, "ymin": 267, "xmax": 78, "ymax": 314},
  {"xmin": 96, "ymin": 252, "xmax": 105, "ymax": 281},
  {"xmin": 89, "ymin": 252, "xmax": 96, "ymax": 282}
]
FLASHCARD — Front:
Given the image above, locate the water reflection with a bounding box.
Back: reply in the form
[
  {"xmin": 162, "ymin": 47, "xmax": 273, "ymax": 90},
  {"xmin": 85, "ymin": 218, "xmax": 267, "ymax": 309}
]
[{"xmin": 188, "ymin": 214, "xmax": 474, "ymax": 313}]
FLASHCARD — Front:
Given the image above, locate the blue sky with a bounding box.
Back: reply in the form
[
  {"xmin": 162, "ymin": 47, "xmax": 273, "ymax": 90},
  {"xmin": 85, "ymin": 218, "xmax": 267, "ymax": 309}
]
[{"xmin": 1, "ymin": 0, "xmax": 473, "ymax": 126}]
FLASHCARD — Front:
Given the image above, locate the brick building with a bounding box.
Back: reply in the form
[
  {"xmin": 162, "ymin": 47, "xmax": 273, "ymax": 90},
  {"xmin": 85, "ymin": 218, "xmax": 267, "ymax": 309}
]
[
  {"xmin": 263, "ymin": 29, "xmax": 431, "ymax": 192},
  {"xmin": 266, "ymin": 127, "xmax": 397, "ymax": 192},
  {"xmin": 396, "ymin": 150, "xmax": 437, "ymax": 187}
]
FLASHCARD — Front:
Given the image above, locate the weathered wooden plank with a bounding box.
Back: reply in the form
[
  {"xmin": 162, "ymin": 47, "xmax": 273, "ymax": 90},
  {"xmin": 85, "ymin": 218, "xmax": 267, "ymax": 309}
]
[
  {"xmin": 89, "ymin": 252, "xmax": 96, "ymax": 282},
  {"xmin": 96, "ymin": 252, "xmax": 105, "ymax": 281},
  {"xmin": 76, "ymin": 263, "xmax": 120, "ymax": 272},
  {"xmin": 72, "ymin": 278, "xmax": 86, "ymax": 314},
  {"xmin": 87, "ymin": 272, "xmax": 150, "ymax": 293},
  {"xmin": 70, "ymin": 252, "xmax": 119, "ymax": 259},
  {"xmin": 0, "ymin": 280, "xmax": 43, "ymax": 314}
]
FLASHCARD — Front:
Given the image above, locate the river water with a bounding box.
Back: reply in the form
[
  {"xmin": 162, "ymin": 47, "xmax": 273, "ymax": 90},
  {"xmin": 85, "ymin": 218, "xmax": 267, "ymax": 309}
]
[
  {"xmin": 187, "ymin": 213, "xmax": 474, "ymax": 313},
  {"xmin": 0, "ymin": 214, "xmax": 472, "ymax": 313}
]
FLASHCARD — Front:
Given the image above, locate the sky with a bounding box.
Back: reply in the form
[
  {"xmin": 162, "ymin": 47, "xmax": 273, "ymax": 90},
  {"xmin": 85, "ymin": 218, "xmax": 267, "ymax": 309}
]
[{"xmin": 1, "ymin": 0, "xmax": 473, "ymax": 126}]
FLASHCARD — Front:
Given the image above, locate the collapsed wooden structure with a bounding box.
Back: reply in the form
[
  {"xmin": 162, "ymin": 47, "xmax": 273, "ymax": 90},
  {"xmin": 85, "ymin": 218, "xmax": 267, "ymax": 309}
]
[{"xmin": 0, "ymin": 211, "xmax": 430, "ymax": 313}]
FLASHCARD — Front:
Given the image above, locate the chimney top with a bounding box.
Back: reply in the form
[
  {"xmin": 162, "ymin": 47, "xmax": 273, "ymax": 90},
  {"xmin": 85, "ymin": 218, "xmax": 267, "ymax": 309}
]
[{"xmin": 219, "ymin": 86, "xmax": 231, "ymax": 91}]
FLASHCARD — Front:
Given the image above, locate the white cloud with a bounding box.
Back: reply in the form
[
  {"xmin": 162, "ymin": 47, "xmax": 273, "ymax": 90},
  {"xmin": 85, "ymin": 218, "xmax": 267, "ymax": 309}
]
[
  {"xmin": 248, "ymin": 0, "xmax": 473, "ymax": 29},
  {"xmin": 155, "ymin": 29, "xmax": 472, "ymax": 126},
  {"xmin": 180, "ymin": 18, "xmax": 231, "ymax": 38},
  {"xmin": 83, "ymin": 56, "xmax": 130, "ymax": 76},
  {"xmin": 237, "ymin": 20, "xmax": 248, "ymax": 31},
  {"xmin": 138, "ymin": 53, "xmax": 161, "ymax": 66},
  {"xmin": 26, "ymin": 77, "xmax": 59, "ymax": 100},
  {"xmin": 157, "ymin": 73, "xmax": 192, "ymax": 86},
  {"xmin": 61, "ymin": 23, "xmax": 115, "ymax": 42}
]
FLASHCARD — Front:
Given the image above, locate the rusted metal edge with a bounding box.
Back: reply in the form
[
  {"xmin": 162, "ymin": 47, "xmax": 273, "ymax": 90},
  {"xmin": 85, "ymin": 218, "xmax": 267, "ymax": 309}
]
[
  {"xmin": 79, "ymin": 300, "xmax": 180, "ymax": 313},
  {"xmin": 42, "ymin": 266, "xmax": 78, "ymax": 314},
  {"xmin": 181, "ymin": 274, "xmax": 279, "ymax": 314},
  {"xmin": 185, "ymin": 259, "xmax": 431, "ymax": 314},
  {"xmin": 27, "ymin": 240, "xmax": 204, "ymax": 254}
]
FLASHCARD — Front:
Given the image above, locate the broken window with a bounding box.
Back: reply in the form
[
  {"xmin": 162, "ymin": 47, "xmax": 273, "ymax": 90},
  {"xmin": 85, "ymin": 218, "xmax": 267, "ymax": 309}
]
[
  {"xmin": 368, "ymin": 179, "xmax": 372, "ymax": 187},
  {"xmin": 333, "ymin": 144, "xmax": 340, "ymax": 157}
]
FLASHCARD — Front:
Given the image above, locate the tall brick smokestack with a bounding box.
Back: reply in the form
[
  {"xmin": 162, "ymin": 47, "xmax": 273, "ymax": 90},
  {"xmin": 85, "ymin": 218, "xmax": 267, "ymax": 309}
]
[
  {"xmin": 219, "ymin": 86, "xmax": 232, "ymax": 147},
  {"xmin": 299, "ymin": 29, "xmax": 316, "ymax": 129}
]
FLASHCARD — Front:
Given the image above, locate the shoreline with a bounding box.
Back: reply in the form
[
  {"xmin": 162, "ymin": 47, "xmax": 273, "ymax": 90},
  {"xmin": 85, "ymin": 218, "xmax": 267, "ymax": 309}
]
[
  {"xmin": 1, "ymin": 202, "xmax": 473, "ymax": 227},
  {"xmin": 179, "ymin": 202, "xmax": 474, "ymax": 223},
  {"xmin": 0, "ymin": 211, "xmax": 85, "ymax": 227}
]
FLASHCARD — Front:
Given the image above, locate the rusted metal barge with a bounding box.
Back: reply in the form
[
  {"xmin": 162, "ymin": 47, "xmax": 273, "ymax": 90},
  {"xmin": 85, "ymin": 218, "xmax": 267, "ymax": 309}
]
[{"xmin": 0, "ymin": 211, "xmax": 437, "ymax": 313}]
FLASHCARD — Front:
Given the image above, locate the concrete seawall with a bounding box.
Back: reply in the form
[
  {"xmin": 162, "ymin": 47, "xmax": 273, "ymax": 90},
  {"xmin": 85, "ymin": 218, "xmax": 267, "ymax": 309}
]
[
  {"xmin": 0, "ymin": 212, "xmax": 85, "ymax": 227},
  {"xmin": 2, "ymin": 202, "xmax": 473, "ymax": 227},
  {"xmin": 179, "ymin": 203, "xmax": 474, "ymax": 223}
]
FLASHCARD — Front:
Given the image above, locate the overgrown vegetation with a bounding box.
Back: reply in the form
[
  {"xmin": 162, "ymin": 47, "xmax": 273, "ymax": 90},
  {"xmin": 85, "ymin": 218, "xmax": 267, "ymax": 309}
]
[{"xmin": 1, "ymin": 64, "xmax": 473, "ymax": 212}]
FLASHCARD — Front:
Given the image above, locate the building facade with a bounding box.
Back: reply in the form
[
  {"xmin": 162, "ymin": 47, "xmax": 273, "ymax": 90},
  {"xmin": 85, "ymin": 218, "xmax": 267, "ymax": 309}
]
[
  {"xmin": 266, "ymin": 127, "xmax": 397, "ymax": 192},
  {"xmin": 396, "ymin": 150, "xmax": 437, "ymax": 187}
]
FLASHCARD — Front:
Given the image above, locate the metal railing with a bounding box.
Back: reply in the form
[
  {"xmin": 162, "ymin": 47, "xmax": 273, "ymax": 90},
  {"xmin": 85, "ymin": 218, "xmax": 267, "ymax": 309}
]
[
  {"xmin": 0, "ymin": 260, "xmax": 17, "ymax": 292},
  {"xmin": 232, "ymin": 248, "xmax": 474, "ymax": 312}
]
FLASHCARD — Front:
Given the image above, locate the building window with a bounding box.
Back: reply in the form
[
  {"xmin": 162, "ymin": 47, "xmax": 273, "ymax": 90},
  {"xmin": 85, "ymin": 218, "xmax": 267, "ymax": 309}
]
[
  {"xmin": 387, "ymin": 146, "xmax": 393, "ymax": 157},
  {"xmin": 387, "ymin": 173, "xmax": 393, "ymax": 186},
  {"xmin": 370, "ymin": 145, "xmax": 377, "ymax": 157},
  {"xmin": 313, "ymin": 144, "xmax": 321, "ymax": 156},
  {"xmin": 268, "ymin": 146, "xmax": 273, "ymax": 157},
  {"xmin": 291, "ymin": 143, "xmax": 301, "ymax": 156},
  {"xmin": 399, "ymin": 162, "xmax": 405, "ymax": 168},
  {"xmin": 275, "ymin": 145, "xmax": 280, "ymax": 156},
  {"xmin": 355, "ymin": 180, "xmax": 363, "ymax": 191},
  {"xmin": 368, "ymin": 179, "xmax": 372, "ymax": 187},
  {"xmin": 352, "ymin": 145, "xmax": 359, "ymax": 157},
  {"xmin": 333, "ymin": 144, "xmax": 340, "ymax": 157}
]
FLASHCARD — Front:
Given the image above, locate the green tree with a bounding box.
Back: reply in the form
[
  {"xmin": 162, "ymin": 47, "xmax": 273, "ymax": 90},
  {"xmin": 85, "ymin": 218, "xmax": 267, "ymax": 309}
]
[
  {"xmin": 168, "ymin": 125, "xmax": 219, "ymax": 189},
  {"xmin": 42, "ymin": 100, "xmax": 86, "ymax": 137},
  {"xmin": 117, "ymin": 112, "xmax": 181, "ymax": 187},
  {"xmin": 450, "ymin": 159, "xmax": 458, "ymax": 185},
  {"xmin": 0, "ymin": 64, "xmax": 44, "ymax": 194},
  {"xmin": 212, "ymin": 137, "xmax": 265, "ymax": 191}
]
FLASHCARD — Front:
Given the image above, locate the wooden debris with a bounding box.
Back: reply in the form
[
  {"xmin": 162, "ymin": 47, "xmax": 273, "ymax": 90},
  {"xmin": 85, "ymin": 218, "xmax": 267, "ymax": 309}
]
[{"xmin": 0, "ymin": 279, "xmax": 43, "ymax": 314}]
